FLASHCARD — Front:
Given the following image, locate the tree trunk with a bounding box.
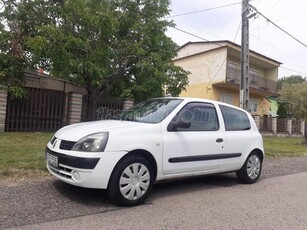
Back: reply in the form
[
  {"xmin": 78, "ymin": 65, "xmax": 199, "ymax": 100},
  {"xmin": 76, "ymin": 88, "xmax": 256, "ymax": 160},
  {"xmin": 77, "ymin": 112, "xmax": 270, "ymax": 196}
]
[{"xmin": 85, "ymin": 92, "xmax": 99, "ymax": 121}]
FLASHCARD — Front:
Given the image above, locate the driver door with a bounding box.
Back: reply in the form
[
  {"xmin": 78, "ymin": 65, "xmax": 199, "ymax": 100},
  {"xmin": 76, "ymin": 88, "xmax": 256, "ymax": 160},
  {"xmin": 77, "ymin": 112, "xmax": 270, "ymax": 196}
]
[{"xmin": 162, "ymin": 102, "xmax": 225, "ymax": 175}]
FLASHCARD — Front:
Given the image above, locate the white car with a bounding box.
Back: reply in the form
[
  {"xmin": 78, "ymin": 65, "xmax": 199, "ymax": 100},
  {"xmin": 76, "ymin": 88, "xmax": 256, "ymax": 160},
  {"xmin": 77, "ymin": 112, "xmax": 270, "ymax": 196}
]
[{"xmin": 46, "ymin": 97, "xmax": 264, "ymax": 206}]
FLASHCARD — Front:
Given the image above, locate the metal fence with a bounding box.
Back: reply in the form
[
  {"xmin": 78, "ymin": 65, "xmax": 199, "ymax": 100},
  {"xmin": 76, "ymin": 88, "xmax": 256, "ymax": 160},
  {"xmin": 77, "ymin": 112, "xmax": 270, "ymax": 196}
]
[
  {"xmin": 258, "ymin": 117, "xmax": 305, "ymax": 135},
  {"xmin": 5, "ymin": 87, "xmax": 66, "ymax": 132},
  {"xmin": 259, "ymin": 116, "xmax": 272, "ymax": 132},
  {"xmin": 277, "ymin": 118, "xmax": 287, "ymax": 133},
  {"xmin": 226, "ymin": 66, "xmax": 277, "ymax": 93},
  {"xmin": 81, "ymin": 95, "xmax": 124, "ymax": 121}
]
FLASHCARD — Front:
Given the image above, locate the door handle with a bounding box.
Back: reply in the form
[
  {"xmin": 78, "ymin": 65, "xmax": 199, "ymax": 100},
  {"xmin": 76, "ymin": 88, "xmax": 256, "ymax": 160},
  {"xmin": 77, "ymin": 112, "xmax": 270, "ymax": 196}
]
[{"xmin": 216, "ymin": 138, "xmax": 223, "ymax": 143}]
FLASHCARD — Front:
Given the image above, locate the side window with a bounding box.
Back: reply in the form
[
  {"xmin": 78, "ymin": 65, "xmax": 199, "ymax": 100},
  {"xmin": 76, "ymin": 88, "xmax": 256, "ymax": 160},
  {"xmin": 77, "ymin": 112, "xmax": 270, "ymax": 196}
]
[
  {"xmin": 219, "ymin": 105, "xmax": 251, "ymax": 131},
  {"xmin": 170, "ymin": 103, "xmax": 219, "ymax": 131}
]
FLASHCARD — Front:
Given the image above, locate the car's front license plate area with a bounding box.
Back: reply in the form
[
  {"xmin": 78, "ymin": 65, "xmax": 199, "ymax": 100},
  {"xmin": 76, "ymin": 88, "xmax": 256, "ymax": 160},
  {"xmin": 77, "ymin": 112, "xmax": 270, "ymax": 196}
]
[{"xmin": 46, "ymin": 152, "xmax": 58, "ymax": 167}]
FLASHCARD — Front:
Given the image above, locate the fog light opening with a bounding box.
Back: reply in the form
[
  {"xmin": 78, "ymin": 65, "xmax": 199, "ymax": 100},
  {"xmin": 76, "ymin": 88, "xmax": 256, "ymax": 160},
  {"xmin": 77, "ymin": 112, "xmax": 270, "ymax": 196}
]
[{"xmin": 72, "ymin": 171, "xmax": 81, "ymax": 181}]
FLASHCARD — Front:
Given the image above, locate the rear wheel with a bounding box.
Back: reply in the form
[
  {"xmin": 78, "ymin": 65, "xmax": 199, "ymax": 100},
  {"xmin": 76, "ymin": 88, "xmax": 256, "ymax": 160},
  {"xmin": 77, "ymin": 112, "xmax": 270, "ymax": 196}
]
[
  {"xmin": 107, "ymin": 155, "xmax": 154, "ymax": 206},
  {"xmin": 236, "ymin": 152, "xmax": 262, "ymax": 184}
]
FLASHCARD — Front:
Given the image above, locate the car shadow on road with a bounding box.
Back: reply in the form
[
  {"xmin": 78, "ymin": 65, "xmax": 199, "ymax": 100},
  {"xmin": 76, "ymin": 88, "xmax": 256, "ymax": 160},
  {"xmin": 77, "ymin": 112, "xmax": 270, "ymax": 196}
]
[
  {"xmin": 50, "ymin": 173, "xmax": 240, "ymax": 208},
  {"xmin": 51, "ymin": 180, "xmax": 113, "ymax": 208},
  {"xmin": 147, "ymin": 173, "xmax": 240, "ymax": 204}
]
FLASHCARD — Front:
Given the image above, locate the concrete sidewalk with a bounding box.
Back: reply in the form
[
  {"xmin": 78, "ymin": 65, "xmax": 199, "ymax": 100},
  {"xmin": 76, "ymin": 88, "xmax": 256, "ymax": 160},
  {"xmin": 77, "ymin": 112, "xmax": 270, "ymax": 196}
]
[{"xmin": 9, "ymin": 172, "xmax": 307, "ymax": 230}]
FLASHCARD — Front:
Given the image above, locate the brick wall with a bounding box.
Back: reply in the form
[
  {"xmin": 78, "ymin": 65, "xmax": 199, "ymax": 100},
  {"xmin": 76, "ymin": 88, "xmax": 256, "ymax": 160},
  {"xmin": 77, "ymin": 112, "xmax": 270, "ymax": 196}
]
[
  {"xmin": 67, "ymin": 92, "xmax": 83, "ymax": 125},
  {"xmin": 0, "ymin": 89, "xmax": 7, "ymax": 132}
]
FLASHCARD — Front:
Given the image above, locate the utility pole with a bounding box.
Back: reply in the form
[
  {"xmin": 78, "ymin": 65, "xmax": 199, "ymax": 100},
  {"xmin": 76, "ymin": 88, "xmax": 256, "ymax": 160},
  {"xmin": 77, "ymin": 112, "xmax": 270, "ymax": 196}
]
[{"xmin": 240, "ymin": 0, "xmax": 251, "ymax": 111}]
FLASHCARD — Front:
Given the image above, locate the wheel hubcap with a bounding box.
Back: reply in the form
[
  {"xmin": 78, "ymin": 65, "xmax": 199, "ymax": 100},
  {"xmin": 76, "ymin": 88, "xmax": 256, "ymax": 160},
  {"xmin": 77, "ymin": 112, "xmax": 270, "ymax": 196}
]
[
  {"xmin": 119, "ymin": 163, "xmax": 150, "ymax": 201},
  {"xmin": 247, "ymin": 155, "xmax": 261, "ymax": 180}
]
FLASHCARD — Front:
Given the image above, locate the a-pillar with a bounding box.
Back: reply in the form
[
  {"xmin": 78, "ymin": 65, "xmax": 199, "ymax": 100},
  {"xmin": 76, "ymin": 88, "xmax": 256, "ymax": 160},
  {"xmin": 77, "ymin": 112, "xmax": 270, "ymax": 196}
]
[
  {"xmin": 67, "ymin": 92, "xmax": 83, "ymax": 125},
  {"xmin": 0, "ymin": 89, "xmax": 7, "ymax": 132}
]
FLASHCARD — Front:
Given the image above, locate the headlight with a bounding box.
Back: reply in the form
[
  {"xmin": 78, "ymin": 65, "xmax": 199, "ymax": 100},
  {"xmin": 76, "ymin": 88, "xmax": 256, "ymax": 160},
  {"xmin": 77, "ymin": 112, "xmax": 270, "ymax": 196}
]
[{"xmin": 72, "ymin": 132, "xmax": 109, "ymax": 152}]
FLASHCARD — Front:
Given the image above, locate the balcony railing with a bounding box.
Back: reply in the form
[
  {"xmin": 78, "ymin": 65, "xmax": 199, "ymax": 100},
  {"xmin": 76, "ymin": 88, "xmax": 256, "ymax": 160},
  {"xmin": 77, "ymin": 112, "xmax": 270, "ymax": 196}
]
[{"xmin": 226, "ymin": 66, "xmax": 277, "ymax": 93}]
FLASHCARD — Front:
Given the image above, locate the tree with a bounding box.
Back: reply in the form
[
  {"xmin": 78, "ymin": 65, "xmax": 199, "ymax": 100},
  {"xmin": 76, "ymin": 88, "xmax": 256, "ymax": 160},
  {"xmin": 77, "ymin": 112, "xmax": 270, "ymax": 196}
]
[
  {"xmin": 277, "ymin": 75, "xmax": 306, "ymax": 91},
  {"xmin": 277, "ymin": 103, "xmax": 288, "ymax": 118},
  {"xmin": 278, "ymin": 82, "xmax": 307, "ymax": 120},
  {"xmin": 1, "ymin": 0, "xmax": 189, "ymax": 119},
  {"xmin": 0, "ymin": 0, "xmax": 28, "ymax": 98}
]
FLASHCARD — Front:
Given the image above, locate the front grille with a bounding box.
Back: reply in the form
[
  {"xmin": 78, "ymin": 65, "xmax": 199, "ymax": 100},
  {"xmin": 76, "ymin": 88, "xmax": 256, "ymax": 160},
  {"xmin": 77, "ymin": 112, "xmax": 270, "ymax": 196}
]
[
  {"xmin": 49, "ymin": 164, "xmax": 73, "ymax": 180},
  {"xmin": 60, "ymin": 140, "xmax": 76, "ymax": 150}
]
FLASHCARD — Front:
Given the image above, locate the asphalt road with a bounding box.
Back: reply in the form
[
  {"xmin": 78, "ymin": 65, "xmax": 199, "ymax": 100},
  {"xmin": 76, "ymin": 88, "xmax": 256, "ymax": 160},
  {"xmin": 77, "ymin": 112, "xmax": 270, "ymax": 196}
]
[{"xmin": 1, "ymin": 156, "xmax": 307, "ymax": 230}]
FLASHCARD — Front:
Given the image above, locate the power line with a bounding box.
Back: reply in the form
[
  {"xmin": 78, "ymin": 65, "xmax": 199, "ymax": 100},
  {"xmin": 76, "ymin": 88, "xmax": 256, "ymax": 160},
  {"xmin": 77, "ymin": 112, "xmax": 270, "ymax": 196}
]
[
  {"xmin": 173, "ymin": 27, "xmax": 210, "ymax": 42},
  {"xmin": 208, "ymin": 21, "xmax": 242, "ymax": 86},
  {"xmin": 250, "ymin": 4, "xmax": 307, "ymax": 48},
  {"xmin": 170, "ymin": 3, "xmax": 307, "ymax": 78},
  {"xmin": 172, "ymin": 19, "xmax": 224, "ymax": 40},
  {"xmin": 255, "ymin": 0, "xmax": 264, "ymax": 8},
  {"xmin": 250, "ymin": 7, "xmax": 307, "ymax": 31},
  {"xmin": 167, "ymin": 2, "xmax": 241, "ymax": 18},
  {"xmin": 280, "ymin": 66, "xmax": 307, "ymax": 76},
  {"xmin": 250, "ymin": 33, "xmax": 307, "ymax": 66},
  {"xmin": 263, "ymin": 0, "xmax": 285, "ymax": 13},
  {"xmin": 173, "ymin": 25, "xmax": 307, "ymax": 78}
]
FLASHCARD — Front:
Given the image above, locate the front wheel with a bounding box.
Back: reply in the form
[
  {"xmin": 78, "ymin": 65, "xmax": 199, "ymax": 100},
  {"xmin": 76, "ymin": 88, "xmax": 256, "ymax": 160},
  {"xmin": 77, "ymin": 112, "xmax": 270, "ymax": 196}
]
[
  {"xmin": 236, "ymin": 152, "xmax": 262, "ymax": 184},
  {"xmin": 107, "ymin": 155, "xmax": 154, "ymax": 206}
]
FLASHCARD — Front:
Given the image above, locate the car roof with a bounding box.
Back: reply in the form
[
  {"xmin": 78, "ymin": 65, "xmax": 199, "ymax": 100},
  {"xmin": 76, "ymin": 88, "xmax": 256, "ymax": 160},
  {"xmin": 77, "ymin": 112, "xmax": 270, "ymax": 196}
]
[{"xmin": 160, "ymin": 97, "xmax": 248, "ymax": 113}]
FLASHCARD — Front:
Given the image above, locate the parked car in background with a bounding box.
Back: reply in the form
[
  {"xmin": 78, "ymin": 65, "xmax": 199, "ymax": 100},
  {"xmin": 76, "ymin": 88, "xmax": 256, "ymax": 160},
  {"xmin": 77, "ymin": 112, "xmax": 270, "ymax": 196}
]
[{"xmin": 46, "ymin": 97, "xmax": 264, "ymax": 206}]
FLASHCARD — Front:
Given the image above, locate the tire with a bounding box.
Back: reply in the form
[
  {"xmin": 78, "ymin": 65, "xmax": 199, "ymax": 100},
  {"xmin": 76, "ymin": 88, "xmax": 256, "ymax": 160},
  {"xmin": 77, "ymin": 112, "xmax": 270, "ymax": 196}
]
[
  {"xmin": 236, "ymin": 151, "xmax": 262, "ymax": 184},
  {"xmin": 107, "ymin": 155, "xmax": 154, "ymax": 206}
]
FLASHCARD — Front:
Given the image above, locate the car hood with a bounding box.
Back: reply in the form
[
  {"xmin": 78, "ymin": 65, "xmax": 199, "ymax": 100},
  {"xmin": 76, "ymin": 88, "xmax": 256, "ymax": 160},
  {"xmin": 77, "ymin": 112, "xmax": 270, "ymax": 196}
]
[{"xmin": 55, "ymin": 120, "xmax": 150, "ymax": 141}]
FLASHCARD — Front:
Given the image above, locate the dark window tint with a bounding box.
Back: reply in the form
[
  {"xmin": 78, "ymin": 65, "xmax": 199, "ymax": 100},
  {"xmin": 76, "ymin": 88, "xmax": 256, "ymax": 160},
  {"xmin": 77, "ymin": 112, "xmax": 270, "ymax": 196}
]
[
  {"xmin": 171, "ymin": 103, "xmax": 219, "ymax": 131},
  {"xmin": 219, "ymin": 105, "xmax": 251, "ymax": 131}
]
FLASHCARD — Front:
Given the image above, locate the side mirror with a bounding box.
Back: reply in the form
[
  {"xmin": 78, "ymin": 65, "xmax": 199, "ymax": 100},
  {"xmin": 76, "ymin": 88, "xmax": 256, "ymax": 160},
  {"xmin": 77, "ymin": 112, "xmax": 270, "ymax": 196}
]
[{"xmin": 167, "ymin": 119, "xmax": 191, "ymax": 131}]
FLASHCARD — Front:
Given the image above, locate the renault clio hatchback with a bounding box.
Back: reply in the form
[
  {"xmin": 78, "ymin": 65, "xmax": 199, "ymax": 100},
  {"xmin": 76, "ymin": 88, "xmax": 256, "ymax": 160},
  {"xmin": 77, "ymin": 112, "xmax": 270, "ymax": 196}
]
[{"xmin": 46, "ymin": 97, "xmax": 264, "ymax": 206}]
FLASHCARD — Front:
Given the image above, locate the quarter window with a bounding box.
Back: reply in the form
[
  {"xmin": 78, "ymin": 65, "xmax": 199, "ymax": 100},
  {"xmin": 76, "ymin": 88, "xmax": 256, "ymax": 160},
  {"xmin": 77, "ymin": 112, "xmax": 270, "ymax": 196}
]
[
  {"xmin": 219, "ymin": 105, "xmax": 251, "ymax": 131},
  {"xmin": 170, "ymin": 103, "xmax": 219, "ymax": 131}
]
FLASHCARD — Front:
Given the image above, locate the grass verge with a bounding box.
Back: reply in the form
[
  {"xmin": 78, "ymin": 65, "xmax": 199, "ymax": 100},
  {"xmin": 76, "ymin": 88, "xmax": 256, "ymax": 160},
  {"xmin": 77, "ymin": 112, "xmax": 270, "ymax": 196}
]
[
  {"xmin": 264, "ymin": 137, "xmax": 307, "ymax": 158},
  {"xmin": 0, "ymin": 132, "xmax": 53, "ymax": 181},
  {"xmin": 0, "ymin": 133, "xmax": 306, "ymax": 181}
]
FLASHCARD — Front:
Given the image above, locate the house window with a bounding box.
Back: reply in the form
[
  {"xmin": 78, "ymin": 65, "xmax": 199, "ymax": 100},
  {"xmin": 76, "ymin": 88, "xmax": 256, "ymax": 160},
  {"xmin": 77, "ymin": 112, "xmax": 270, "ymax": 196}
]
[
  {"xmin": 249, "ymin": 68, "xmax": 260, "ymax": 86},
  {"xmin": 249, "ymin": 99, "xmax": 258, "ymax": 113},
  {"xmin": 220, "ymin": 94, "xmax": 233, "ymax": 105},
  {"xmin": 227, "ymin": 61, "xmax": 240, "ymax": 83}
]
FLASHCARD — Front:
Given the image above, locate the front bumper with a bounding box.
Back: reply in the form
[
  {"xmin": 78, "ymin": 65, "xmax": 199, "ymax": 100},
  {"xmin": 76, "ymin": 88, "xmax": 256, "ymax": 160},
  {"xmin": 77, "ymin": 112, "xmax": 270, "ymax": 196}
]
[{"xmin": 45, "ymin": 146, "xmax": 127, "ymax": 189}]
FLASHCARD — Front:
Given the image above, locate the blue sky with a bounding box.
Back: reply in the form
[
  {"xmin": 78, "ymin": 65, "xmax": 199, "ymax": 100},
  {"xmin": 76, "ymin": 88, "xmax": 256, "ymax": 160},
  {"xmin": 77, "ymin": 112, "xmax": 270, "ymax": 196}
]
[{"xmin": 167, "ymin": 0, "xmax": 307, "ymax": 79}]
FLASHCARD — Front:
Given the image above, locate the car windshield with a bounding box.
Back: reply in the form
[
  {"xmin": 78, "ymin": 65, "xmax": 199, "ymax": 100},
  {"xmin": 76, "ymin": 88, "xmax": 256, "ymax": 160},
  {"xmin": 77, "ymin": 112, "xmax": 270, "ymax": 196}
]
[{"xmin": 120, "ymin": 98, "xmax": 183, "ymax": 123}]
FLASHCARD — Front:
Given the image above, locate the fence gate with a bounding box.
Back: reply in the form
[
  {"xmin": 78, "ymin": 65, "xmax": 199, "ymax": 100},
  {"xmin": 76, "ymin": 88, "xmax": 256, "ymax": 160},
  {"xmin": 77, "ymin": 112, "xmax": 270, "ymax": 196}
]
[
  {"xmin": 5, "ymin": 87, "xmax": 66, "ymax": 132},
  {"xmin": 81, "ymin": 95, "xmax": 123, "ymax": 121}
]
